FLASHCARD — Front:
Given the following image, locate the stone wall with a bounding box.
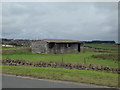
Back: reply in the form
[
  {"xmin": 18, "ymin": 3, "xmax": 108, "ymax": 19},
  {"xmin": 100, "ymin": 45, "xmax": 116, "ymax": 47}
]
[
  {"xmin": 31, "ymin": 41, "xmax": 47, "ymax": 54},
  {"xmin": 2, "ymin": 59, "xmax": 120, "ymax": 74}
]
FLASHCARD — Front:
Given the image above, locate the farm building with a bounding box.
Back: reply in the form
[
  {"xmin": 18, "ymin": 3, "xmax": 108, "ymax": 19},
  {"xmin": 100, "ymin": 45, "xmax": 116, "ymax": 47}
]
[{"xmin": 31, "ymin": 39, "xmax": 82, "ymax": 54}]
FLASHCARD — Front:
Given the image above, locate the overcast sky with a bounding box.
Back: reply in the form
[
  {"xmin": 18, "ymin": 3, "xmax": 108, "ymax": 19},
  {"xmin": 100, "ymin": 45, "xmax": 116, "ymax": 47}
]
[{"xmin": 1, "ymin": 2, "xmax": 118, "ymax": 42}]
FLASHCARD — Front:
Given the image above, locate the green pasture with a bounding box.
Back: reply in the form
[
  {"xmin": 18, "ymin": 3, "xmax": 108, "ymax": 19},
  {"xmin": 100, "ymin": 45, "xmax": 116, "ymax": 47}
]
[
  {"xmin": 2, "ymin": 46, "xmax": 27, "ymax": 50},
  {"xmin": 2, "ymin": 51, "xmax": 118, "ymax": 68},
  {"xmin": 84, "ymin": 43, "xmax": 118, "ymax": 50}
]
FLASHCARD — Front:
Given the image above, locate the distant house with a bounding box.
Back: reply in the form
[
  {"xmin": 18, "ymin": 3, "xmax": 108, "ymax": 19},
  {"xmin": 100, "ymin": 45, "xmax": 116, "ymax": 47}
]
[
  {"xmin": 2, "ymin": 38, "xmax": 32, "ymax": 46},
  {"xmin": 31, "ymin": 39, "xmax": 82, "ymax": 54}
]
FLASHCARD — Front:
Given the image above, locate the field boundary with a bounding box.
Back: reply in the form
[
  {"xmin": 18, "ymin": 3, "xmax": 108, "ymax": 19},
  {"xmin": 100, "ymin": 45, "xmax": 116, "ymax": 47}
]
[{"xmin": 2, "ymin": 59, "xmax": 120, "ymax": 74}]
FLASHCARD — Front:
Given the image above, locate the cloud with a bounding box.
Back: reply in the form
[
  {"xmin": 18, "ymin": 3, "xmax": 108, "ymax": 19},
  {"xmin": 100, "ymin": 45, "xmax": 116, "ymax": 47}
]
[
  {"xmin": 2, "ymin": 2, "xmax": 118, "ymax": 42},
  {"xmin": 0, "ymin": 3, "xmax": 2, "ymax": 37}
]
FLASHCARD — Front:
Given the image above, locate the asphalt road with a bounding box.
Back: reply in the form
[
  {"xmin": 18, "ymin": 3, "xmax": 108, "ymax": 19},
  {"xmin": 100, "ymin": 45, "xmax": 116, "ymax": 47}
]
[{"xmin": 2, "ymin": 75, "xmax": 105, "ymax": 88}]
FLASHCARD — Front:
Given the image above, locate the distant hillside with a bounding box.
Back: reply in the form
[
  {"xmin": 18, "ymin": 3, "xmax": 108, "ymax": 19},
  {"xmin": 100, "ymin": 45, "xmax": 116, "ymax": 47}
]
[{"xmin": 83, "ymin": 40, "xmax": 116, "ymax": 44}]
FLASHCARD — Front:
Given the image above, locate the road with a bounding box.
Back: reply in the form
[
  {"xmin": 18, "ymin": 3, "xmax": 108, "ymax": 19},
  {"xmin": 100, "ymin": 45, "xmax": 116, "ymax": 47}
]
[{"xmin": 2, "ymin": 75, "xmax": 107, "ymax": 88}]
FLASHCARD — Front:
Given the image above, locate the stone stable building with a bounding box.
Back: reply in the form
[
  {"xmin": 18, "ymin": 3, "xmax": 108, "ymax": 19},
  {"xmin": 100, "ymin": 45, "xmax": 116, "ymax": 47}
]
[{"xmin": 31, "ymin": 39, "xmax": 82, "ymax": 54}]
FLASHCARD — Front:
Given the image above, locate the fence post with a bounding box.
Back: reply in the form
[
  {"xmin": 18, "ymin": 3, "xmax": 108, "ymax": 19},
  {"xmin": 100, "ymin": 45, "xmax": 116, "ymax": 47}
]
[
  {"xmin": 61, "ymin": 57, "xmax": 64, "ymax": 67},
  {"xmin": 84, "ymin": 57, "xmax": 86, "ymax": 65}
]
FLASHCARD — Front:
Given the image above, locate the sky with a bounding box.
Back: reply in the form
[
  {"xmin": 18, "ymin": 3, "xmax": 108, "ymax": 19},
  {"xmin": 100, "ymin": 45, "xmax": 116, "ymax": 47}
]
[{"xmin": 1, "ymin": 2, "xmax": 118, "ymax": 42}]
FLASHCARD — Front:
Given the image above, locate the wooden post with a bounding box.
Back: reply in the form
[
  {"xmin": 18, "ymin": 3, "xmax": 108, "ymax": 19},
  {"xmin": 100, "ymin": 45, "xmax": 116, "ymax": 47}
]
[
  {"xmin": 84, "ymin": 57, "xmax": 86, "ymax": 65},
  {"xmin": 61, "ymin": 57, "xmax": 64, "ymax": 67}
]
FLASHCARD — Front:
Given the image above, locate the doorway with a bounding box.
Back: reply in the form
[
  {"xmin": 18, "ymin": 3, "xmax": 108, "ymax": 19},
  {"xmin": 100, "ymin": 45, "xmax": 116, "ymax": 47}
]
[{"xmin": 78, "ymin": 44, "xmax": 80, "ymax": 52}]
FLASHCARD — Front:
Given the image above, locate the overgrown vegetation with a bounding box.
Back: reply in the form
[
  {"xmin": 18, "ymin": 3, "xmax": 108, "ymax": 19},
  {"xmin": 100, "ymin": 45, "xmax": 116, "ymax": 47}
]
[
  {"xmin": 92, "ymin": 53, "xmax": 118, "ymax": 62},
  {"xmin": 2, "ymin": 65, "xmax": 119, "ymax": 87}
]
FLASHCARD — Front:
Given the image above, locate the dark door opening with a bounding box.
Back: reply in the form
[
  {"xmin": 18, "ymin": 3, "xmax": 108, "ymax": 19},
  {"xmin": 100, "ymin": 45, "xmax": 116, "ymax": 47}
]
[{"xmin": 78, "ymin": 44, "xmax": 80, "ymax": 52}]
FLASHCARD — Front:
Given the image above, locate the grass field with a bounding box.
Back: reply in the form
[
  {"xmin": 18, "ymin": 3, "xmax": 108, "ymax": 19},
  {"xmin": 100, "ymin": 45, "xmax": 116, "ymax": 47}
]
[
  {"xmin": 84, "ymin": 43, "xmax": 118, "ymax": 50},
  {"xmin": 2, "ymin": 46, "xmax": 29, "ymax": 50},
  {"xmin": 2, "ymin": 65, "xmax": 119, "ymax": 87},
  {"xmin": 1, "ymin": 44, "xmax": 119, "ymax": 88},
  {"xmin": 2, "ymin": 51, "xmax": 118, "ymax": 68}
]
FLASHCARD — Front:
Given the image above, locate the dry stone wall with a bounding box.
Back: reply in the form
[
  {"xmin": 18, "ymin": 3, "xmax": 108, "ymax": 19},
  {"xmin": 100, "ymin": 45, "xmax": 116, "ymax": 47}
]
[{"xmin": 2, "ymin": 59, "xmax": 120, "ymax": 74}]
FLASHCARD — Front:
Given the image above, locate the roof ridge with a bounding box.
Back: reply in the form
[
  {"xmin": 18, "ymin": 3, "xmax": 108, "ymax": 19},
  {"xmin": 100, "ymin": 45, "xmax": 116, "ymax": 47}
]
[{"xmin": 39, "ymin": 39, "xmax": 80, "ymax": 43}]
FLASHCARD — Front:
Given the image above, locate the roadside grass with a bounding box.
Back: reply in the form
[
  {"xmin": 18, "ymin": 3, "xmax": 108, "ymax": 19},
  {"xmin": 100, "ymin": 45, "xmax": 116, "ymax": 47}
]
[
  {"xmin": 2, "ymin": 65, "xmax": 119, "ymax": 87},
  {"xmin": 2, "ymin": 51, "xmax": 118, "ymax": 68},
  {"xmin": 84, "ymin": 43, "xmax": 119, "ymax": 50}
]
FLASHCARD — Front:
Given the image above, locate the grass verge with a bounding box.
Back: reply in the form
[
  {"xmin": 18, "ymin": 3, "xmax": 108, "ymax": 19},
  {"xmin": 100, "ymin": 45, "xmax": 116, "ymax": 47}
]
[{"xmin": 2, "ymin": 65, "xmax": 119, "ymax": 87}]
